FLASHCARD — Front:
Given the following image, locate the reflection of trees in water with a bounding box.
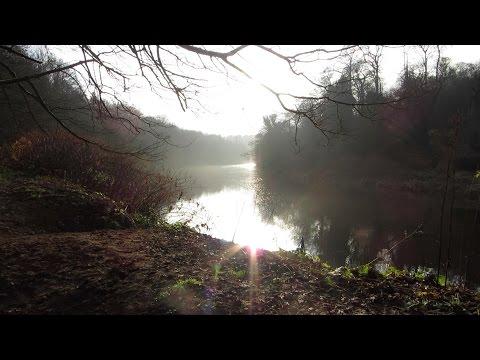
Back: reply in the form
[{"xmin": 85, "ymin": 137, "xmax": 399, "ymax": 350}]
[
  {"xmin": 256, "ymin": 168, "xmax": 376, "ymax": 265},
  {"xmin": 254, "ymin": 167, "xmax": 480, "ymax": 284},
  {"xmin": 254, "ymin": 167, "xmax": 355, "ymax": 266},
  {"xmin": 173, "ymin": 163, "xmax": 480, "ymax": 284},
  {"xmin": 178, "ymin": 164, "xmax": 254, "ymax": 198}
]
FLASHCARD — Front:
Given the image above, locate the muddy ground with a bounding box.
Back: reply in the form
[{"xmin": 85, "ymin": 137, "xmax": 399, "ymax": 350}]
[{"xmin": 1, "ymin": 226, "xmax": 479, "ymax": 315}]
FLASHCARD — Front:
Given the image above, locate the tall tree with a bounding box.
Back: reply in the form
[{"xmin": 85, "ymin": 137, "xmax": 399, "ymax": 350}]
[{"xmin": 0, "ymin": 45, "xmax": 408, "ymax": 157}]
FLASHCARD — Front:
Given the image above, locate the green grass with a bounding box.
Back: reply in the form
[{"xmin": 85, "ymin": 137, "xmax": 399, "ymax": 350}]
[
  {"xmin": 229, "ymin": 269, "xmax": 246, "ymax": 278},
  {"xmin": 132, "ymin": 212, "xmax": 160, "ymax": 228},
  {"xmin": 156, "ymin": 277, "xmax": 203, "ymax": 300},
  {"xmin": 156, "ymin": 290, "xmax": 171, "ymax": 300},
  {"xmin": 357, "ymin": 264, "xmax": 370, "ymax": 277},
  {"xmin": 325, "ymin": 276, "xmax": 334, "ymax": 287},
  {"xmin": 213, "ymin": 263, "xmax": 222, "ymax": 281},
  {"xmin": 173, "ymin": 277, "xmax": 203, "ymax": 290},
  {"xmin": 437, "ymin": 274, "xmax": 446, "ymax": 287},
  {"xmin": 162, "ymin": 221, "xmax": 190, "ymax": 233},
  {"xmin": 382, "ymin": 265, "xmax": 406, "ymax": 278},
  {"xmin": 410, "ymin": 266, "xmax": 432, "ymax": 281},
  {"xmin": 342, "ymin": 267, "xmax": 354, "ymax": 278}
]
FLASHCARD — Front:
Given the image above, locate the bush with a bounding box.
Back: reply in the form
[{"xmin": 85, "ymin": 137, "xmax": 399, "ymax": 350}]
[{"xmin": 2, "ymin": 131, "xmax": 180, "ymax": 216}]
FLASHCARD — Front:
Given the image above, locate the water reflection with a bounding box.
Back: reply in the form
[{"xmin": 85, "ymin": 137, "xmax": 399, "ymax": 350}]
[
  {"xmin": 166, "ymin": 163, "xmax": 297, "ymax": 251},
  {"xmin": 253, "ymin": 165, "xmax": 480, "ymax": 286},
  {"xmin": 167, "ymin": 162, "xmax": 480, "ymax": 286}
]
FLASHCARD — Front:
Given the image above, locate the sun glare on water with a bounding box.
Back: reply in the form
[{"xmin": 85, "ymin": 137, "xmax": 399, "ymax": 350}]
[{"xmin": 166, "ymin": 169, "xmax": 297, "ymax": 252}]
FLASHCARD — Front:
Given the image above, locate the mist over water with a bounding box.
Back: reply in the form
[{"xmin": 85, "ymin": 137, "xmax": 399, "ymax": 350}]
[
  {"xmin": 166, "ymin": 163, "xmax": 297, "ymax": 251},
  {"xmin": 166, "ymin": 161, "xmax": 480, "ymax": 286}
]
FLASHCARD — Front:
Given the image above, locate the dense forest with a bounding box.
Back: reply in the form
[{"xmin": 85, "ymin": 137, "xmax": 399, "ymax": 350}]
[{"xmin": 253, "ymin": 58, "xmax": 480, "ymax": 180}]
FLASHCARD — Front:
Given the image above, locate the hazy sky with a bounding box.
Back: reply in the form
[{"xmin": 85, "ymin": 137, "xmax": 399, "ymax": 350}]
[{"xmin": 50, "ymin": 45, "xmax": 480, "ymax": 137}]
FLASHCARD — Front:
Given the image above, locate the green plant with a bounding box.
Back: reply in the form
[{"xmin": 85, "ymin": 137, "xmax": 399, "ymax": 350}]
[
  {"xmin": 132, "ymin": 212, "xmax": 160, "ymax": 228},
  {"xmin": 410, "ymin": 266, "xmax": 432, "ymax": 281},
  {"xmin": 213, "ymin": 263, "xmax": 222, "ymax": 281},
  {"xmin": 229, "ymin": 269, "xmax": 246, "ymax": 278},
  {"xmin": 306, "ymin": 254, "xmax": 324, "ymax": 263},
  {"xmin": 342, "ymin": 268, "xmax": 354, "ymax": 278},
  {"xmin": 382, "ymin": 265, "xmax": 406, "ymax": 278},
  {"xmin": 156, "ymin": 290, "xmax": 171, "ymax": 300},
  {"xmin": 162, "ymin": 221, "xmax": 189, "ymax": 233},
  {"xmin": 437, "ymin": 274, "xmax": 446, "ymax": 286},
  {"xmin": 173, "ymin": 277, "xmax": 203, "ymax": 290},
  {"xmin": 358, "ymin": 264, "xmax": 370, "ymax": 277},
  {"xmin": 156, "ymin": 277, "xmax": 203, "ymax": 301}
]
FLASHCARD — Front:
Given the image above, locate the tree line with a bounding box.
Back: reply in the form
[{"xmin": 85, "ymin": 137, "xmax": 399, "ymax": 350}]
[{"xmin": 253, "ymin": 55, "xmax": 480, "ymax": 181}]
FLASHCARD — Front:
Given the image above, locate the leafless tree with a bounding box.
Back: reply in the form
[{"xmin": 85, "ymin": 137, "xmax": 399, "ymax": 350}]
[
  {"xmin": 0, "ymin": 45, "xmax": 415, "ymax": 157},
  {"xmin": 435, "ymin": 45, "xmax": 444, "ymax": 82},
  {"xmin": 360, "ymin": 45, "xmax": 383, "ymax": 95},
  {"xmin": 418, "ymin": 45, "xmax": 432, "ymax": 83}
]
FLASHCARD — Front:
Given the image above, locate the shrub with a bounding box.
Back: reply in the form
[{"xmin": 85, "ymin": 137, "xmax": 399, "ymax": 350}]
[{"xmin": 2, "ymin": 131, "xmax": 180, "ymax": 216}]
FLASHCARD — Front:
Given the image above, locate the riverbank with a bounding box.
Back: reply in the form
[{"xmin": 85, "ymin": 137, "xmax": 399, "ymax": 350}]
[
  {"xmin": 1, "ymin": 169, "xmax": 479, "ymax": 315},
  {"xmin": 2, "ymin": 226, "xmax": 479, "ymax": 314}
]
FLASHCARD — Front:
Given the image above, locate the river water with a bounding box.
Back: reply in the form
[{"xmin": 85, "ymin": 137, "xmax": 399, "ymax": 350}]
[
  {"xmin": 166, "ymin": 162, "xmax": 480, "ymax": 286},
  {"xmin": 166, "ymin": 162, "xmax": 297, "ymax": 252}
]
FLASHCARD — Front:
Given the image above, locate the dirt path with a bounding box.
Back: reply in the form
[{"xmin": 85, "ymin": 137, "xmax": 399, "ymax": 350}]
[{"xmin": 1, "ymin": 226, "xmax": 479, "ymax": 315}]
